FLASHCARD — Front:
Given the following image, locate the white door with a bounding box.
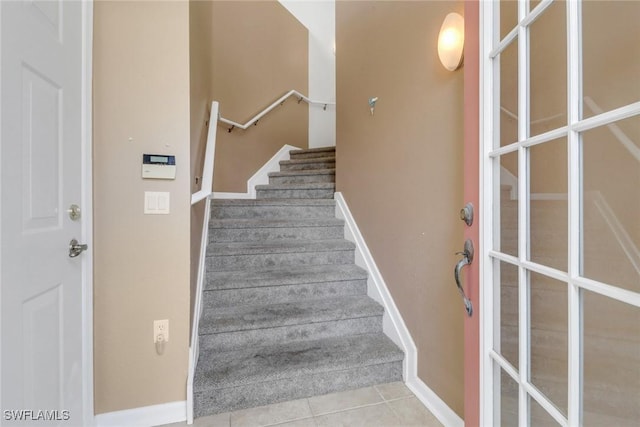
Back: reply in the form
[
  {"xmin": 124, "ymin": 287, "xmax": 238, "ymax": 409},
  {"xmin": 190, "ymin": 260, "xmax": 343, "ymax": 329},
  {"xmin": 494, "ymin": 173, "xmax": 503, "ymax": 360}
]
[
  {"xmin": 480, "ymin": 1, "xmax": 640, "ymax": 426},
  {"xmin": 1, "ymin": 1, "xmax": 91, "ymax": 425}
]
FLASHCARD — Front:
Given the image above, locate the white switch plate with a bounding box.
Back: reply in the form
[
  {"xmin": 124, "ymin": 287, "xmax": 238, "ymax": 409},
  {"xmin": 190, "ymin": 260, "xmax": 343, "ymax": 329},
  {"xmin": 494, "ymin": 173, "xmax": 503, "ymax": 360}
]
[
  {"xmin": 144, "ymin": 192, "xmax": 170, "ymax": 214},
  {"xmin": 153, "ymin": 319, "xmax": 169, "ymax": 343}
]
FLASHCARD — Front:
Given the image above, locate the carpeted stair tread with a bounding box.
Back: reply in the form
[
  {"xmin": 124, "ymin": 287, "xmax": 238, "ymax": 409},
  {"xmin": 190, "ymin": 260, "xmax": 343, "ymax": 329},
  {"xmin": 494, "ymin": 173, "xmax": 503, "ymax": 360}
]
[
  {"xmin": 207, "ymin": 238, "xmax": 354, "ymax": 257},
  {"xmin": 199, "ymin": 295, "xmax": 383, "ymax": 335},
  {"xmin": 194, "ymin": 333, "xmax": 403, "ymax": 391},
  {"xmin": 212, "ymin": 198, "xmax": 335, "ymax": 207},
  {"xmin": 279, "ymin": 156, "xmax": 336, "ymax": 166},
  {"xmin": 255, "ymin": 182, "xmax": 335, "ymax": 191},
  {"xmin": 205, "ymin": 264, "xmax": 368, "ymax": 291},
  {"xmin": 289, "ymin": 146, "xmax": 336, "ymax": 156},
  {"xmin": 209, "ymin": 217, "xmax": 344, "ymax": 229},
  {"xmin": 268, "ymin": 168, "xmax": 336, "ymax": 178}
]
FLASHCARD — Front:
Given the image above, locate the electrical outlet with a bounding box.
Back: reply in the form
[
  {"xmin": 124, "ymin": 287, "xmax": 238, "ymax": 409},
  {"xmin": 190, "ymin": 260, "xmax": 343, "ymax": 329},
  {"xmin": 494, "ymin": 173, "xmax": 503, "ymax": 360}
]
[{"xmin": 153, "ymin": 319, "xmax": 169, "ymax": 343}]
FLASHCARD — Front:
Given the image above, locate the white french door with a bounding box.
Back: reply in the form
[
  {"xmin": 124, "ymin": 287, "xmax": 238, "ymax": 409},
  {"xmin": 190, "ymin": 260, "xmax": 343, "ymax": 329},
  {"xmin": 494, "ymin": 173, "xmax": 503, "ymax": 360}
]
[{"xmin": 480, "ymin": 1, "xmax": 639, "ymax": 426}]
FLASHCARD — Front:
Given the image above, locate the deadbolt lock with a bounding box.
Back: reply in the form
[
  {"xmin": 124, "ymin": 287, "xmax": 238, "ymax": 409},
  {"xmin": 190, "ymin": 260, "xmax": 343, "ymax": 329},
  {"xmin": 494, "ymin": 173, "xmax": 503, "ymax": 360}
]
[
  {"xmin": 67, "ymin": 204, "xmax": 81, "ymax": 221},
  {"xmin": 459, "ymin": 202, "xmax": 474, "ymax": 227}
]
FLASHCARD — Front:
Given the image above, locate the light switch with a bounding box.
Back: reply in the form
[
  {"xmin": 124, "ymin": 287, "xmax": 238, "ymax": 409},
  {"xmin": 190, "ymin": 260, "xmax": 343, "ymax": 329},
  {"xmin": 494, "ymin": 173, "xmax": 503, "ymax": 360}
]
[{"xmin": 144, "ymin": 192, "xmax": 170, "ymax": 214}]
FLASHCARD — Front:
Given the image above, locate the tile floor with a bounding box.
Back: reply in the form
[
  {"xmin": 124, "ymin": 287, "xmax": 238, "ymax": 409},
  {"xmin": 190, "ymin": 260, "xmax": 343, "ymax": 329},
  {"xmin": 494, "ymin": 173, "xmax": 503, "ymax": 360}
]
[{"xmin": 164, "ymin": 382, "xmax": 443, "ymax": 427}]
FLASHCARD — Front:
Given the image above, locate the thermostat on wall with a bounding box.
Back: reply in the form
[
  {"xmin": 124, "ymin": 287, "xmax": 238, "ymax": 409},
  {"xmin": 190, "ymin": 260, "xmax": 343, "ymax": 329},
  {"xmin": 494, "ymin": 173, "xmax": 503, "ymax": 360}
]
[{"xmin": 142, "ymin": 154, "xmax": 176, "ymax": 180}]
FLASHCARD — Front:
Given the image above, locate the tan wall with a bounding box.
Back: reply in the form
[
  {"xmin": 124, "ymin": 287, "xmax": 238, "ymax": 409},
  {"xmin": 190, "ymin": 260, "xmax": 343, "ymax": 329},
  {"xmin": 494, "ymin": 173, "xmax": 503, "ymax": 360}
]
[
  {"xmin": 336, "ymin": 0, "xmax": 465, "ymax": 416},
  {"xmin": 190, "ymin": 0, "xmax": 213, "ymax": 195},
  {"xmin": 211, "ymin": 0, "xmax": 309, "ymax": 192},
  {"xmin": 93, "ymin": 0, "xmax": 190, "ymax": 414},
  {"xmin": 189, "ymin": 0, "xmax": 213, "ymax": 333}
]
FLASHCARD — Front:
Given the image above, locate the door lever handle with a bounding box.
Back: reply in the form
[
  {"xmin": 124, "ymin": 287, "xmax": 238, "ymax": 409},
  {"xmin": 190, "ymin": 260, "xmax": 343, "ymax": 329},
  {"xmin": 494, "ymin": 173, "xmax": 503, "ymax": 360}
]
[
  {"xmin": 69, "ymin": 238, "xmax": 88, "ymax": 258},
  {"xmin": 454, "ymin": 239, "xmax": 474, "ymax": 317}
]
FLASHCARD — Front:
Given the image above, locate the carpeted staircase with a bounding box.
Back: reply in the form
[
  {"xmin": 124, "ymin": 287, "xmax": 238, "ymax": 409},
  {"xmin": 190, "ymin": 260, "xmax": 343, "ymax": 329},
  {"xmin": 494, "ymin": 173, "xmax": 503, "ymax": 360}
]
[{"xmin": 194, "ymin": 146, "xmax": 404, "ymax": 417}]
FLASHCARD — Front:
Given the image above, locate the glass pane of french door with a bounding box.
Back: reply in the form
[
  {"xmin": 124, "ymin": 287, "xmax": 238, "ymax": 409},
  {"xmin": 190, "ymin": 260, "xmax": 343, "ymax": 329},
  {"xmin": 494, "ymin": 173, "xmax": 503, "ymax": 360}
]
[{"xmin": 485, "ymin": 1, "xmax": 640, "ymax": 426}]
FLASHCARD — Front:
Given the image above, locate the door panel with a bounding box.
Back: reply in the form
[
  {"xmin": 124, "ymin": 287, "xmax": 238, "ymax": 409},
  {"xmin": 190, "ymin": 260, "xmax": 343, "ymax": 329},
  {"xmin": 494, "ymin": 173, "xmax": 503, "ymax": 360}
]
[
  {"xmin": 499, "ymin": 40, "xmax": 519, "ymax": 148},
  {"xmin": 1, "ymin": 0, "xmax": 86, "ymax": 423},
  {"xmin": 583, "ymin": 291, "xmax": 640, "ymax": 426},
  {"xmin": 529, "ymin": 272, "xmax": 568, "ymax": 417},
  {"xmin": 22, "ymin": 65, "xmax": 62, "ymax": 231},
  {"xmin": 529, "ymin": 138, "xmax": 568, "ymax": 272},
  {"xmin": 497, "ymin": 260, "xmax": 519, "ymax": 370},
  {"xmin": 22, "ymin": 285, "xmax": 63, "ymax": 409},
  {"xmin": 582, "ymin": 1, "xmax": 640, "ymax": 119},
  {"xmin": 529, "ymin": 0, "xmax": 566, "ymax": 134},
  {"xmin": 581, "ymin": 116, "xmax": 640, "ymax": 293}
]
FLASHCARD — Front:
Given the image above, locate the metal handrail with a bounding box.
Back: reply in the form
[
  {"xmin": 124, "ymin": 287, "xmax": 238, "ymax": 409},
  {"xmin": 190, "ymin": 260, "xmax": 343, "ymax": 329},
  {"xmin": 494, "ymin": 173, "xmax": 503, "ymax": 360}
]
[
  {"xmin": 191, "ymin": 101, "xmax": 219, "ymax": 205},
  {"xmin": 218, "ymin": 89, "xmax": 335, "ymax": 133}
]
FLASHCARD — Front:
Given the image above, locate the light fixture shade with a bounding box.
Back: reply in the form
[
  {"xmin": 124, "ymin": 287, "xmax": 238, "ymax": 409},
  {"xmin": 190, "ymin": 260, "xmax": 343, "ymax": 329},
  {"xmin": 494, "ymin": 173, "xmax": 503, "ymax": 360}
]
[{"xmin": 438, "ymin": 12, "xmax": 465, "ymax": 71}]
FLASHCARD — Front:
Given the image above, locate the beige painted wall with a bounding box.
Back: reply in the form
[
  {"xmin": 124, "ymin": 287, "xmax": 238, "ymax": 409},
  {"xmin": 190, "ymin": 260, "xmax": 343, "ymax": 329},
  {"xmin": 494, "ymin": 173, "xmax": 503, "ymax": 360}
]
[
  {"xmin": 93, "ymin": 0, "xmax": 190, "ymax": 414},
  {"xmin": 190, "ymin": 0, "xmax": 213, "ymax": 196},
  {"xmin": 336, "ymin": 0, "xmax": 465, "ymax": 416},
  {"xmin": 189, "ymin": 0, "xmax": 213, "ymax": 333},
  {"xmin": 211, "ymin": 0, "xmax": 309, "ymax": 192}
]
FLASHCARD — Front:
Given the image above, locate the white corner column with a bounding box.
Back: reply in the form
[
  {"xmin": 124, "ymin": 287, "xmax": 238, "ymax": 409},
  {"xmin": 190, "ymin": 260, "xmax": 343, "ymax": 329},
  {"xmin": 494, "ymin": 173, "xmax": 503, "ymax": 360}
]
[{"xmin": 279, "ymin": 0, "xmax": 336, "ymax": 148}]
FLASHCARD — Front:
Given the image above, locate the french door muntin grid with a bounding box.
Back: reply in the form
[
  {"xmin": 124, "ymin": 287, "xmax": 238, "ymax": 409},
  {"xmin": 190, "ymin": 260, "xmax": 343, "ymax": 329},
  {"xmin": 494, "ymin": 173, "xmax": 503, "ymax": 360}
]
[{"xmin": 480, "ymin": 1, "xmax": 640, "ymax": 426}]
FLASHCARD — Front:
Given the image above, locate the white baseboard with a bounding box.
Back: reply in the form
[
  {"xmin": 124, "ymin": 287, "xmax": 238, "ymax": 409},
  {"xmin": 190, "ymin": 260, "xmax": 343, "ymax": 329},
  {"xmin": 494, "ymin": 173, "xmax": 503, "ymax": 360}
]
[
  {"xmin": 333, "ymin": 192, "xmax": 417, "ymax": 380},
  {"xmin": 94, "ymin": 400, "xmax": 186, "ymax": 427},
  {"xmin": 213, "ymin": 144, "xmax": 301, "ymax": 200},
  {"xmin": 406, "ymin": 376, "xmax": 464, "ymax": 427}
]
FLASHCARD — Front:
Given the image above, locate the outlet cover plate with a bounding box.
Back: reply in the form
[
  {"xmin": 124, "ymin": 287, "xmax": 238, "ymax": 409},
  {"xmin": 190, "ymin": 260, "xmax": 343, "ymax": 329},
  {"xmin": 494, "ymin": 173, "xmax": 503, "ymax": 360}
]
[{"xmin": 153, "ymin": 319, "xmax": 169, "ymax": 343}]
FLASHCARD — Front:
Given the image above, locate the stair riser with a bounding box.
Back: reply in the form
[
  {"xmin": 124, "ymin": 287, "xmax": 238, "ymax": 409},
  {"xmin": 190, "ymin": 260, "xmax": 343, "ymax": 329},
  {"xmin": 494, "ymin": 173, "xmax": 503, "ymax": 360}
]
[
  {"xmin": 280, "ymin": 161, "xmax": 336, "ymax": 171},
  {"xmin": 269, "ymin": 174, "xmax": 335, "ymax": 185},
  {"xmin": 290, "ymin": 153, "xmax": 335, "ymax": 160},
  {"xmin": 199, "ymin": 316, "xmax": 382, "ymax": 352},
  {"xmin": 257, "ymin": 188, "xmax": 335, "ymax": 199},
  {"xmin": 207, "ymin": 249, "xmax": 355, "ymax": 271},
  {"xmin": 211, "ymin": 205, "xmax": 335, "ymax": 220},
  {"xmin": 194, "ymin": 361, "xmax": 402, "ymax": 417},
  {"xmin": 203, "ymin": 279, "xmax": 367, "ymax": 307},
  {"xmin": 209, "ymin": 225, "xmax": 344, "ymax": 242}
]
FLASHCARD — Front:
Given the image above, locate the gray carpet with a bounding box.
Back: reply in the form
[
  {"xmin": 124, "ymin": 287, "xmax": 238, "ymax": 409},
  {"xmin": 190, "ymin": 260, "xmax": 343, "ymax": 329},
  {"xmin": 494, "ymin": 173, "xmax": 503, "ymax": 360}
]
[{"xmin": 194, "ymin": 146, "xmax": 403, "ymax": 417}]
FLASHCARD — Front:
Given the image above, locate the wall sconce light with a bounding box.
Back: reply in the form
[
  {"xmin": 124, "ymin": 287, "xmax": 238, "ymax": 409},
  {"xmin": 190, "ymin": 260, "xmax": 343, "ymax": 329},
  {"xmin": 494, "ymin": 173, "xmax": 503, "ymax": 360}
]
[{"xmin": 438, "ymin": 12, "xmax": 464, "ymax": 71}]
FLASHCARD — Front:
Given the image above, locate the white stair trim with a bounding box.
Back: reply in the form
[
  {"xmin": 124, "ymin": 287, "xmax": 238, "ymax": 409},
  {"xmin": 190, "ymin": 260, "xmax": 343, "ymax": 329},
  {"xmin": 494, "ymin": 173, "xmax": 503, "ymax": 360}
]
[
  {"xmin": 406, "ymin": 377, "xmax": 464, "ymax": 427},
  {"xmin": 334, "ymin": 192, "xmax": 462, "ymax": 427},
  {"xmin": 213, "ymin": 144, "xmax": 301, "ymax": 199},
  {"xmin": 186, "ymin": 195, "xmax": 212, "ymax": 424},
  {"xmin": 334, "ymin": 192, "xmax": 416, "ymax": 378},
  {"xmin": 94, "ymin": 400, "xmax": 186, "ymax": 427}
]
